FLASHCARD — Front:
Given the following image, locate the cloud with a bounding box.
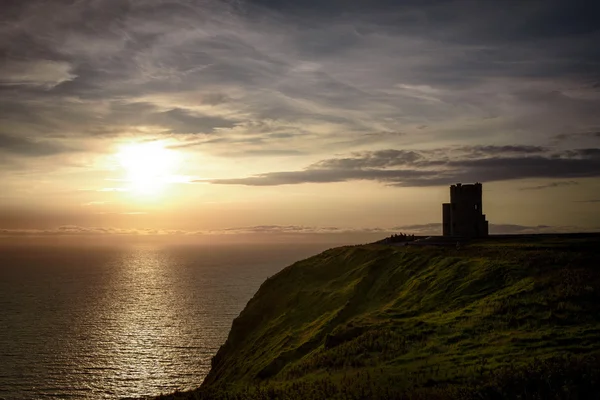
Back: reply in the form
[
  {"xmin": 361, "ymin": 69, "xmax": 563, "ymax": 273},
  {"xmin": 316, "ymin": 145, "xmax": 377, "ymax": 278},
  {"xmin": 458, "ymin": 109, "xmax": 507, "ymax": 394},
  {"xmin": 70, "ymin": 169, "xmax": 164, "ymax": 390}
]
[
  {"xmin": 203, "ymin": 146, "xmax": 600, "ymax": 187},
  {"xmin": 519, "ymin": 180, "xmax": 579, "ymax": 191},
  {"xmin": 89, "ymin": 102, "xmax": 238, "ymax": 136},
  {"xmin": 216, "ymin": 225, "xmax": 388, "ymax": 235},
  {"xmin": 0, "ymin": 224, "xmax": 389, "ymax": 237},
  {"xmin": 488, "ymin": 224, "xmax": 599, "ymax": 235},
  {"xmin": 233, "ymin": 149, "xmax": 306, "ymax": 157},
  {"xmin": 311, "ymin": 149, "xmax": 423, "ymax": 170},
  {"xmin": 0, "ymin": 60, "xmax": 76, "ymax": 88},
  {"xmin": 393, "ymin": 223, "xmax": 599, "ymax": 235},
  {"xmin": 0, "ymin": 226, "xmax": 184, "ymax": 237},
  {"xmin": 145, "ymin": 108, "xmax": 237, "ymax": 134},
  {"xmin": 461, "ymin": 145, "xmax": 547, "ymax": 156},
  {"xmin": 553, "ymin": 130, "xmax": 600, "ymax": 142},
  {"xmin": 391, "ymin": 223, "xmax": 442, "ymax": 235},
  {"xmin": 0, "ymin": 132, "xmax": 72, "ymax": 157},
  {"xmin": 1, "ymin": 222, "xmax": 597, "ymax": 238},
  {"xmin": 0, "ymin": 0, "xmax": 599, "ymax": 186}
]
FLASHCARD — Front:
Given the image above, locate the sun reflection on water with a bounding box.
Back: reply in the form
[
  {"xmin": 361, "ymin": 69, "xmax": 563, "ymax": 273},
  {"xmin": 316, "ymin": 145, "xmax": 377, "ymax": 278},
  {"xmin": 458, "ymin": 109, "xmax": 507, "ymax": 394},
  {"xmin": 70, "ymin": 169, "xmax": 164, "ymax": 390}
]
[{"xmin": 103, "ymin": 247, "xmax": 194, "ymax": 397}]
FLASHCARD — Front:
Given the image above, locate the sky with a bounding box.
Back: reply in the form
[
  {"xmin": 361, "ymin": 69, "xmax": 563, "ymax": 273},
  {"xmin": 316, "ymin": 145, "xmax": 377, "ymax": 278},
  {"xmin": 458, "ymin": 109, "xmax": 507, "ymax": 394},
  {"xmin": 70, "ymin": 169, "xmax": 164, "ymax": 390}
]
[{"xmin": 1, "ymin": 0, "xmax": 599, "ymax": 243}]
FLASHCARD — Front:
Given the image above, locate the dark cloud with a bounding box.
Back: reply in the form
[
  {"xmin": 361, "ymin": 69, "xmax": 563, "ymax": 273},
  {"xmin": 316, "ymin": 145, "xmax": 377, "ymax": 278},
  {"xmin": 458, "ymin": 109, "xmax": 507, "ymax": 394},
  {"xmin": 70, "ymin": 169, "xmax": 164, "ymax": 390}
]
[
  {"xmin": 204, "ymin": 146, "xmax": 600, "ymax": 187},
  {"xmin": 146, "ymin": 108, "xmax": 237, "ymax": 134},
  {"xmin": 244, "ymin": 0, "xmax": 600, "ymax": 43},
  {"xmin": 232, "ymin": 149, "xmax": 305, "ymax": 157},
  {"xmin": 311, "ymin": 150, "xmax": 423, "ymax": 170},
  {"xmin": 206, "ymin": 168, "xmax": 438, "ymax": 186},
  {"xmin": 519, "ymin": 181, "xmax": 579, "ymax": 191},
  {"xmin": 553, "ymin": 130, "xmax": 600, "ymax": 142},
  {"xmin": 567, "ymin": 148, "xmax": 600, "ymax": 158},
  {"xmin": 463, "ymin": 145, "xmax": 547, "ymax": 155},
  {"xmin": 444, "ymin": 152, "xmax": 600, "ymax": 185},
  {"xmin": 0, "ymin": 133, "xmax": 71, "ymax": 157},
  {"xmin": 364, "ymin": 131, "xmax": 405, "ymax": 138}
]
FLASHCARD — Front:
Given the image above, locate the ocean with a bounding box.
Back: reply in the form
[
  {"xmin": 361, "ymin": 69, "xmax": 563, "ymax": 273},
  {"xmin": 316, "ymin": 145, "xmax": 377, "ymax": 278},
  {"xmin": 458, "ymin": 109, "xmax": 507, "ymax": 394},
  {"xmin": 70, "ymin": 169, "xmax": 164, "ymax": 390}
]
[{"xmin": 0, "ymin": 242, "xmax": 331, "ymax": 399}]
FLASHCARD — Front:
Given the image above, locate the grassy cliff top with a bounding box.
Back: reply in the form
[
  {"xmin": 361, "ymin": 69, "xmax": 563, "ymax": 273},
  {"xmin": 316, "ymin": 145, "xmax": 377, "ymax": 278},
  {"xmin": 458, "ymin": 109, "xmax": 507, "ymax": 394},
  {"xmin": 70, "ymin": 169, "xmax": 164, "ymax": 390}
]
[{"xmin": 159, "ymin": 234, "xmax": 600, "ymax": 399}]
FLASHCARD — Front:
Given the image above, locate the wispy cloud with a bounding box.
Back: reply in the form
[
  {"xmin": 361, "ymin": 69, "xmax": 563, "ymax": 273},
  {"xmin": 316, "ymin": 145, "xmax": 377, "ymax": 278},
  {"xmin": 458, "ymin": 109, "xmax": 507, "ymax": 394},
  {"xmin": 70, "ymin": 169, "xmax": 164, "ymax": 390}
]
[
  {"xmin": 0, "ymin": 0, "xmax": 599, "ymax": 234},
  {"xmin": 1, "ymin": 0, "xmax": 599, "ymax": 168},
  {"xmin": 553, "ymin": 130, "xmax": 600, "ymax": 143},
  {"xmin": 0, "ymin": 226, "xmax": 184, "ymax": 237},
  {"xmin": 0, "ymin": 224, "xmax": 389, "ymax": 237},
  {"xmin": 0, "ymin": 132, "xmax": 73, "ymax": 158},
  {"xmin": 393, "ymin": 223, "xmax": 600, "ymax": 235},
  {"xmin": 214, "ymin": 225, "xmax": 389, "ymax": 235},
  {"xmin": 0, "ymin": 60, "xmax": 76, "ymax": 88},
  {"xmin": 1, "ymin": 223, "xmax": 596, "ymax": 238},
  {"xmin": 519, "ymin": 180, "xmax": 579, "ymax": 191}
]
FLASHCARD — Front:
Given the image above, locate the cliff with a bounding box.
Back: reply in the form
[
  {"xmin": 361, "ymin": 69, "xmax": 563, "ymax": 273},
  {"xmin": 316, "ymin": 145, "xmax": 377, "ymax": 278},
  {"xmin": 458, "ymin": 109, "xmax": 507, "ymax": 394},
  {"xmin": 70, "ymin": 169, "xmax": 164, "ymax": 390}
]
[{"xmin": 159, "ymin": 234, "xmax": 600, "ymax": 399}]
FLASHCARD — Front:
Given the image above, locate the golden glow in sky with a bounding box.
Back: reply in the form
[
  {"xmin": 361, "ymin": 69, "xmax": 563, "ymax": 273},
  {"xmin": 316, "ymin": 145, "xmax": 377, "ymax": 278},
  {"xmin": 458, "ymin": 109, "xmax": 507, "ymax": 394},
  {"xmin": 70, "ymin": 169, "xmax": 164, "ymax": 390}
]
[
  {"xmin": 116, "ymin": 141, "xmax": 180, "ymax": 196},
  {"xmin": 1, "ymin": 1, "xmax": 600, "ymax": 239}
]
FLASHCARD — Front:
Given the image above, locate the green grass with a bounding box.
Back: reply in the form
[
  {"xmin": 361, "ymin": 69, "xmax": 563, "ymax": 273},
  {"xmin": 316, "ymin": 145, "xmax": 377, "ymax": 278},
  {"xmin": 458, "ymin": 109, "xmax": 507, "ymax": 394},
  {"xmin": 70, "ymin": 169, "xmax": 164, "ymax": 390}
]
[{"xmin": 152, "ymin": 234, "xmax": 600, "ymax": 399}]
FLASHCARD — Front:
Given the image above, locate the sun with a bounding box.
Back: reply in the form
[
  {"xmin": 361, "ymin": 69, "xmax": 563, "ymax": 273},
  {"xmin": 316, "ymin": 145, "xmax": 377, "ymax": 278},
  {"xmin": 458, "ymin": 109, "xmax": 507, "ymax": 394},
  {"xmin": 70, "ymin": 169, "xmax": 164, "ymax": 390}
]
[{"xmin": 116, "ymin": 141, "xmax": 179, "ymax": 195}]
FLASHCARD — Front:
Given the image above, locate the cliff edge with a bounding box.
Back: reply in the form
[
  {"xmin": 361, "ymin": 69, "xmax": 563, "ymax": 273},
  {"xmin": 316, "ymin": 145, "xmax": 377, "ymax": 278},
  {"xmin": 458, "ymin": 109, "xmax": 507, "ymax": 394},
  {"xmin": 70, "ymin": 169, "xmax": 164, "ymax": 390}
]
[{"xmin": 160, "ymin": 234, "xmax": 600, "ymax": 399}]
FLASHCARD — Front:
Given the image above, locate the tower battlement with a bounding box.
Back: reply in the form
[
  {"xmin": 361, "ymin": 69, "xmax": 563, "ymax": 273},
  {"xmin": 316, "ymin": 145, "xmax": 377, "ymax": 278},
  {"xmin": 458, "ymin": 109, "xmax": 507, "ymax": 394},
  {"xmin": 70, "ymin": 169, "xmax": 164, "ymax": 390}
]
[{"xmin": 442, "ymin": 183, "xmax": 488, "ymax": 237}]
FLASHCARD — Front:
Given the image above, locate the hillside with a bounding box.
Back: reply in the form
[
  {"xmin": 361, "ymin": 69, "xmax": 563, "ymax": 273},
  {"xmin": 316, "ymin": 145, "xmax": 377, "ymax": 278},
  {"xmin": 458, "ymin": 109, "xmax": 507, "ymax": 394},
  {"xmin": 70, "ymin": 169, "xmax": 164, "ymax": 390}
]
[{"xmin": 157, "ymin": 234, "xmax": 600, "ymax": 399}]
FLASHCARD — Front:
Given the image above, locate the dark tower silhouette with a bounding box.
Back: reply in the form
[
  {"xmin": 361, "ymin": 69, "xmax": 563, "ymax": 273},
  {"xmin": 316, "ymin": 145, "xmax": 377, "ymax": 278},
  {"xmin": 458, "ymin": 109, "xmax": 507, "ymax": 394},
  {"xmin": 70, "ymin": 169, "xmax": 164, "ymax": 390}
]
[{"xmin": 442, "ymin": 183, "xmax": 488, "ymax": 237}]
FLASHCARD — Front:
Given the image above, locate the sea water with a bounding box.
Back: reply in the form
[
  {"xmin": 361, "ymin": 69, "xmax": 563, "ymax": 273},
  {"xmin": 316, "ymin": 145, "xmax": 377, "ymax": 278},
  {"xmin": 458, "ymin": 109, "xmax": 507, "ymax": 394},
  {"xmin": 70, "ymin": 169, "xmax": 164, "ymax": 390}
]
[{"xmin": 0, "ymin": 243, "xmax": 330, "ymax": 399}]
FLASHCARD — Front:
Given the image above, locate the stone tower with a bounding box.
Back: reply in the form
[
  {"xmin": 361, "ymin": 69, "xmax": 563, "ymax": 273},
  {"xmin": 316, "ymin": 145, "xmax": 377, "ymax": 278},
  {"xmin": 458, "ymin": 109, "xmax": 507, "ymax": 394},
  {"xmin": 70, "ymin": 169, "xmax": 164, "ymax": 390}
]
[{"xmin": 442, "ymin": 183, "xmax": 489, "ymax": 237}]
